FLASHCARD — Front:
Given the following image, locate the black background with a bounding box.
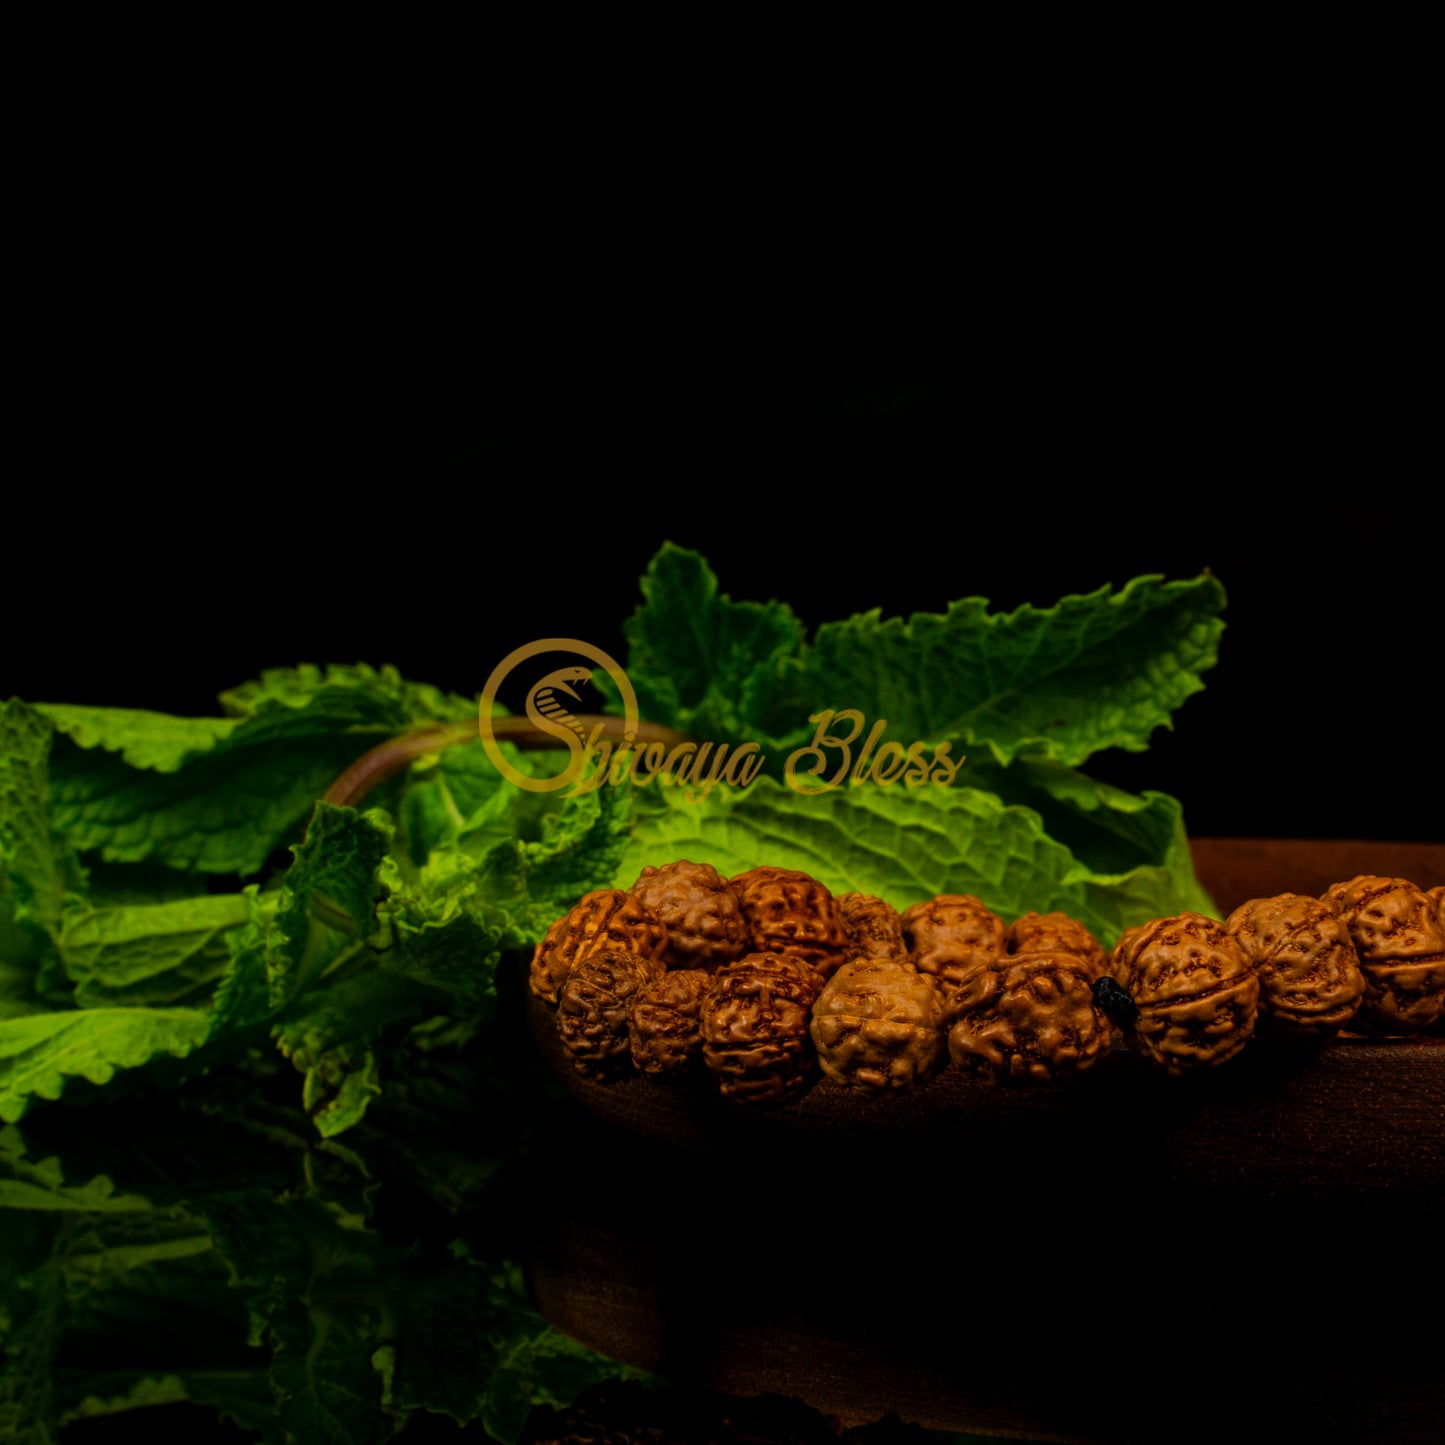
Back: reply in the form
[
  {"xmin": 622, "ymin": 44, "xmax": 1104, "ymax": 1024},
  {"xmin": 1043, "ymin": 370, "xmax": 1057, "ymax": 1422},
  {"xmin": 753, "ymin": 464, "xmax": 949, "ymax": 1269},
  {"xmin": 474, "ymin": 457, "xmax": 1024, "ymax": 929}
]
[{"xmin": 8, "ymin": 361, "xmax": 1440, "ymax": 843}]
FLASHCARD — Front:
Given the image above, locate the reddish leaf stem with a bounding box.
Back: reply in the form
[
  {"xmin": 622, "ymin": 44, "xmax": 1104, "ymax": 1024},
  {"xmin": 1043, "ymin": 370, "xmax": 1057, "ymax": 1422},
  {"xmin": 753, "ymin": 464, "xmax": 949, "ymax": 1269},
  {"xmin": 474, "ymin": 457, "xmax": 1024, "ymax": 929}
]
[{"xmin": 321, "ymin": 715, "xmax": 692, "ymax": 811}]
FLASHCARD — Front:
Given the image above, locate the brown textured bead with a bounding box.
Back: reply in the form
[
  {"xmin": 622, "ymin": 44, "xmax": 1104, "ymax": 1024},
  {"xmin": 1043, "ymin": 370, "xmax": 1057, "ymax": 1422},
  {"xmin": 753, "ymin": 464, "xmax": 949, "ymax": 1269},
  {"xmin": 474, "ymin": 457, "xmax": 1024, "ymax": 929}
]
[
  {"xmin": 1225, "ymin": 893, "xmax": 1365, "ymax": 1040},
  {"xmin": 835, "ymin": 892, "xmax": 907, "ymax": 962},
  {"xmin": 1009, "ymin": 910, "xmax": 1117, "ymax": 1047},
  {"xmin": 899, "ymin": 894, "xmax": 1005, "ymax": 998},
  {"xmin": 628, "ymin": 967, "xmax": 713, "ymax": 1075},
  {"xmin": 1107, "ymin": 912, "xmax": 1258, "ymax": 1075},
  {"xmin": 1432, "ymin": 888, "xmax": 1445, "ymax": 1035},
  {"xmin": 730, "ymin": 866, "xmax": 848, "ymax": 978},
  {"xmin": 556, "ymin": 948, "xmax": 661, "ymax": 1077},
  {"xmin": 946, "ymin": 949, "xmax": 1110, "ymax": 1085},
  {"xmin": 1006, "ymin": 910, "xmax": 1106, "ymax": 979},
  {"xmin": 630, "ymin": 860, "xmax": 748, "ymax": 972},
  {"xmin": 1321, "ymin": 875, "xmax": 1445, "ymax": 1035},
  {"xmin": 810, "ymin": 958, "xmax": 946, "ymax": 1093},
  {"xmin": 699, "ymin": 951, "xmax": 824, "ymax": 1104},
  {"xmin": 530, "ymin": 889, "xmax": 668, "ymax": 1005}
]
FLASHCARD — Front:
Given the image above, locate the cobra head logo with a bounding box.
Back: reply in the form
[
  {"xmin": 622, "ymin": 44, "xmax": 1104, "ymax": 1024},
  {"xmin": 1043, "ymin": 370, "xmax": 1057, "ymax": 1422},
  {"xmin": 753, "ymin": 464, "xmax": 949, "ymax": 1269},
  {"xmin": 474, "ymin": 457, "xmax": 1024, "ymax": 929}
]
[
  {"xmin": 527, "ymin": 666, "xmax": 595, "ymax": 743},
  {"xmin": 478, "ymin": 640, "xmax": 637, "ymax": 792}
]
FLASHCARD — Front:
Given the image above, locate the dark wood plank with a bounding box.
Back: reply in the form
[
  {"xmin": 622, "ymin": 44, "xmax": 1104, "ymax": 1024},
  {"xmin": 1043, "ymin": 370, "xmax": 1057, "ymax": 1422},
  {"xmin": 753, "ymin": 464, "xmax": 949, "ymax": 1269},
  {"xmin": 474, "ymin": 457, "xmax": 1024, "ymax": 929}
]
[{"xmin": 1190, "ymin": 836, "xmax": 1444, "ymax": 916}]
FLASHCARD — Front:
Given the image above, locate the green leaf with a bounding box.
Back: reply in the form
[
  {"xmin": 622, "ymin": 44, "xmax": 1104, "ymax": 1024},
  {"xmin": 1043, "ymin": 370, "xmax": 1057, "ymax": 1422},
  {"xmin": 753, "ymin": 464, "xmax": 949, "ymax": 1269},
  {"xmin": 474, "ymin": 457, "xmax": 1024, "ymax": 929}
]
[
  {"xmin": 56, "ymin": 1372, "xmax": 190, "ymax": 1422},
  {"xmin": 0, "ymin": 961, "xmax": 49, "ymax": 1023},
  {"xmin": 218, "ymin": 662, "xmax": 473, "ymax": 732},
  {"xmin": 60, "ymin": 1209, "xmax": 214, "ymax": 1298},
  {"xmin": 59, "ymin": 895, "xmax": 250, "ymax": 1009},
  {"xmin": 267, "ymin": 1283, "xmax": 391, "ymax": 1444},
  {"xmin": 395, "ymin": 738, "xmax": 521, "ymax": 863},
  {"xmin": 0, "ymin": 1008, "xmax": 210, "ymax": 1124},
  {"xmin": 481, "ymin": 1262, "xmax": 652, "ymax": 1445},
  {"xmin": 56, "ymin": 1241, "xmax": 260, "ymax": 1418},
  {"xmin": 618, "ymin": 774, "xmax": 1208, "ymax": 948},
  {"xmin": 340, "ymin": 1041, "xmax": 514, "ymax": 1219},
  {"xmin": 961, "ymin": 754, "xmax": 1189, "ymax": 873},
  {"xmin": 43, "ymin": 665, "xmax": 461, "ymax": 876},
  {"xmin": 273, "ymin": 969, "xmax": 432, "ymax": 1139},
  {"xmin": 378, "ymin": 773, "xmax": 636, "ymax": 1017},
  {"xmin": 172, "ymin": 1370, "xmax": 280, "ymax": 1438},
  {"xmin": 205, "ymin": 887, "xmax": 280, "ymax": 1041},
  {"xmin": 378, "ymin": 846, "xmax": 519, "ymax": 1016},
  {"xmin": 375, "ymin": 1259, "xmax": 495, "ymax": 1424},
  {"xmin": 616, "ymin": 542, "xmax": 809, "ymax": 745},
  {"xmin": 798, "ymin": 572, "xmax": 1226, "ymax": 766},
  {"xmin": 518, "ymin": 779, "xmax": 637, "ymax": 920},
  {"xmin": 616, "ymin": 548, "xmax": 1226, "ymax": 770},
  {"xmin": 0, "ymin": 1128, "xmax": 152, "ymax": 1213},
  {"xmin": 54, "ymin": 1370, "xmax": 277, "ymax": 1436},
  {"xmin": 617, "ymin": 774, "xmax": 1082, "ymax": 916},
  {"xmin": 46, "ymin": 733, "xmax": 368, "ymax": 877},
  {"xmin": 301, "ymin": 1046, "xmax": 382, "ymax": 1140},
  {"xmin": 200, "ymin": 1190, "xmax": 392, "ymax": 1445},
  {"xmin": 36, "ymin": 707, "xmax": 239, "ymax": 771},
  {"xmin": 267, "ymin": 804, "xmax": 392, "ymax": 1006},
  {"xmin": 0, "ymin": 1233, "xmax": 62, "ymax": 1444},
  {"xmin": 261, "ymin": 802, "xmax": 505, "ymax": 1138},
  {"xmin": 207, "ymin": 807, "xmax": 389, "ymax": 1137},
  {"xmin": 0, "ymin": 702, "xmax": 85, "ymax": 980},
  {"xmin": 381, "ymin": 1257, "xmax": 644, "ymax": 1442},
  {"xmin": 602, "ymin": 548, "xmax": 1224, "ymax": 939}
]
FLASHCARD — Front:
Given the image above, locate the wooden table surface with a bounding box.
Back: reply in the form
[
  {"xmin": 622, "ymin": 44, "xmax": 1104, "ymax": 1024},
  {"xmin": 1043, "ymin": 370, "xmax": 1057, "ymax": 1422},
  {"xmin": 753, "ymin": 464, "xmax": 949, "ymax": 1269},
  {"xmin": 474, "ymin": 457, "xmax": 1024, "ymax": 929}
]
[{"xmin": 520, "ymin": 840, "xmax": 1445, "ymax": 1444}]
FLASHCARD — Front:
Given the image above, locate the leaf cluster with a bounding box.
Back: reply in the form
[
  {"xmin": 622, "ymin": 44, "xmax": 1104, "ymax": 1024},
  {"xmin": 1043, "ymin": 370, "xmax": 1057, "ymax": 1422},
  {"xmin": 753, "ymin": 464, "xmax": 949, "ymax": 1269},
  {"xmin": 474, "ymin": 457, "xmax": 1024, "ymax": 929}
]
[{"xmin": 0, "ymin": 549, "xmax": 1226, "ymax": 1442}]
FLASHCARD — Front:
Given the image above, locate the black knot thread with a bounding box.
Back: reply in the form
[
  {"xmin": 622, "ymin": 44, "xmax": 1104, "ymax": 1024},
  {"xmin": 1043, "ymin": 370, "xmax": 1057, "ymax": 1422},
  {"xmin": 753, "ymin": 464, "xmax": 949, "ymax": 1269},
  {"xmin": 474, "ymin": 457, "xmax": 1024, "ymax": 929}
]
[{"xmin": 1093, "ymin": 975, "xmax": 1139, "ymax": 1027}]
